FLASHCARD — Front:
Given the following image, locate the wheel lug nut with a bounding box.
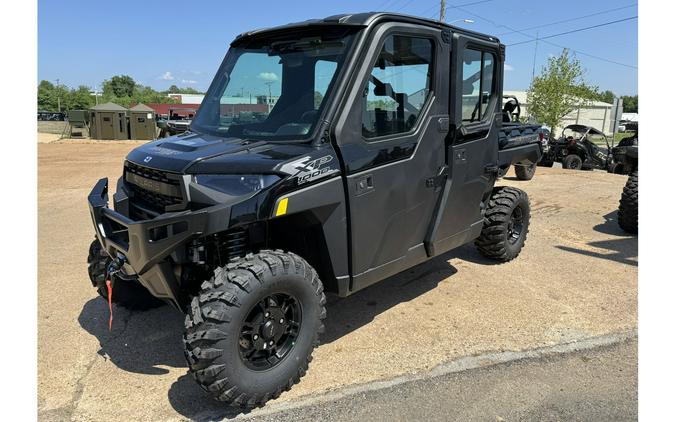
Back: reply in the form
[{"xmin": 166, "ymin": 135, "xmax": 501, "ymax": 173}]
[
  {"xmin": 253, "ymin": 334, "xmax": 259, "ymax": 340},
  {"xmin": 269, "ymin": 340, "xmax": 274, "ymax": 346},
  {"xmin": 279, "ymin": 318, "xmax": 284, "ymax": 324},
  {"xmin": 265, "ymin": 312, "xmax": 270, "ymax": 318}
]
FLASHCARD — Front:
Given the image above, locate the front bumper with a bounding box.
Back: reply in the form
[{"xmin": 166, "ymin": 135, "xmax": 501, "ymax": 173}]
[{"xmin": 88, "ymin": 177, "xmax": 212, "ymax": 309}]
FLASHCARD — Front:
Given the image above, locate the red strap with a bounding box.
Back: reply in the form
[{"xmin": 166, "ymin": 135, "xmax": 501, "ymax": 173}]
[{"xmin": 106, "ymin": 279, "xmax": 113, "ymax": 331}]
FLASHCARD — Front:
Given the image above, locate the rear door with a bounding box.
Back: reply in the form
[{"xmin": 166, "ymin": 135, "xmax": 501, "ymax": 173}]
[
  {"xmin": 426, "ymin": 33, "xmax": 503, "ymax": 254},
  {"xmin": 333, "ymin": 23, "xmax": 450, "ymax": 292}
]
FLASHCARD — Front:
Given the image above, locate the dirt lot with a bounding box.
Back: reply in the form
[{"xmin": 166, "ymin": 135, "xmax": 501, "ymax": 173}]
[{"xmin": 37, "ymin": 141, "xmax": 637, "ymax": 421}]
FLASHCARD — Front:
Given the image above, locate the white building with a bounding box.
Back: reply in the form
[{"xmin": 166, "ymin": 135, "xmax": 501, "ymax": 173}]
[
  {"xmin": 167, "ymin": 93, "xmax": 205, "ymax": 104},
  {"xmin": 503, "ymin": 90, "xmax": 619, "ymax": 135}
]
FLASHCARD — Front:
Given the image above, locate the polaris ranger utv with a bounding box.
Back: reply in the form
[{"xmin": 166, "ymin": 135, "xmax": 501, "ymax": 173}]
[{"xmin": 86, "ymin": 12, "xmax": 542, "ymax": 409}]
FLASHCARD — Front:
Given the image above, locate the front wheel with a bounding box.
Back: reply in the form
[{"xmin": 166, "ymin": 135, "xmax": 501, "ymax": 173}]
[
  {"xmin": 562, "ymin": 154, "xmax": 583, "ymax": 170},
  {"xmin": 183, "ymin": 250, "xmax": 326, "ymax": 409},
  {"xmin": 475, "ymin": 187, "xmax": 531, "ymax": 262}
]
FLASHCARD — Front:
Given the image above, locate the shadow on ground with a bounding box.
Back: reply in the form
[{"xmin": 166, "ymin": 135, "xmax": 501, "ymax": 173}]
[
  {"xmin": 79, "ymin": 250, "xmax": 460, "ymax": 421},
  {"xmin": 556, "ymin": 211, "xmax": 637, "ymax": 266},
  {"xmin": 78, "ymin": 298, "xmax": 185, "ymax": 375}
]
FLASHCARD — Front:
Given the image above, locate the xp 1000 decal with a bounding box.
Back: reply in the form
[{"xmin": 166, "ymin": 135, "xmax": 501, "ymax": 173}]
[{"xmin": 279, "ymin": 155, "xmax": 339, "ymax": 185}]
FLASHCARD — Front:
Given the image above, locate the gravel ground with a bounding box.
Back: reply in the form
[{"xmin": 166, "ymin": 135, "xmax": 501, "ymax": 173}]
[{"xmin": 37, "ymin": 141, "xmax": 637, "ymax": 421}]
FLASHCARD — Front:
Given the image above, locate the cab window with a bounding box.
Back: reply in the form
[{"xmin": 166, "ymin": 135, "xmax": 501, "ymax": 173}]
[
  {"xmin": 461, "ymin": 48, "xmax": 496, "ymax": 122},
  {"xmin": 362, "ymin": 35, "xmax": 434, "ymax": 139}
]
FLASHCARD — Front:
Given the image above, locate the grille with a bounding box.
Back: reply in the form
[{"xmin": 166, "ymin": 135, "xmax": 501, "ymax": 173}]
[{"xmin": 125, "ymin": 161, "xmax": 184, "ymax": 218}]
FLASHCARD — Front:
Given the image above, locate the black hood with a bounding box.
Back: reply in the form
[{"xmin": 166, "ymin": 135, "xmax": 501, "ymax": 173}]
[{"xmin": 126, "ymin": 131, "xmax": 332, "ymax": 175}]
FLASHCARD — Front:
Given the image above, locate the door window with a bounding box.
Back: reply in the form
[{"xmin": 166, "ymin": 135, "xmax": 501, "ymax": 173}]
[
  {"xmin": 362, "ymin": 35, "xmax": 434, "ymax": 139},
  {"xmin": 461, "ymin": 49, "xmax": 496, "ymax": 122}
]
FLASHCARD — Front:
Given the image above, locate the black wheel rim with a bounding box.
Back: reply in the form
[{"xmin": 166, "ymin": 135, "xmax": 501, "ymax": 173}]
[
  {"xmin": 238, "ymin": 293, "xmax": 302, "ymax": 371},
  {"xmin": 507, "ymin": 205, "xmax": 524, "ymax": 245},
  {"xmin": 571, "ymin": 159, "xmax": 579, "ymax": 169}
]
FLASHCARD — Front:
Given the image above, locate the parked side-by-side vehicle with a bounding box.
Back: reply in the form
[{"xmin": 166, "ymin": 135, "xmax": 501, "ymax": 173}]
[
  {"xmin": 86, "ymin": 12, "xmax": 543, "ymax": 409},
  {"xmin": 540, "ymin": 124, "xmax": 612, "ymax": 170}
]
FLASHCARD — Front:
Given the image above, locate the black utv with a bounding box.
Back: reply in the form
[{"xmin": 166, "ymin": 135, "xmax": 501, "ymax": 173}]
[
  {"xmin": 541, "ymin": 124, "xmax": 612, "ymax": 170},
  {"xmin": 86, "ymin": 12, "xmax": 542, "ymax": 409}
]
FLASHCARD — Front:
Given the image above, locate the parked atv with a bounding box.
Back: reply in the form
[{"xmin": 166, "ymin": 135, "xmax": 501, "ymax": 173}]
[
  {"xmin": 610, "ymin": 132, "xmax": 638, "ymax": 233},
  {"xmin": 543, "ymin": 124, "xmax": 612, "ymax": 170},
  {"xmin": 86, "ymin": 12, "xmax": 542, "ymax": 409}
]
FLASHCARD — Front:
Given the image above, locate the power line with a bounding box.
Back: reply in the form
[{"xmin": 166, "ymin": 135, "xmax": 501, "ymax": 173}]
[
  {"xmin": 375, "ymin": 0, "xmax": 400, "ymax": 11},
  {"xmin": 417, "ymin": 0, "xmax": 496, "ymax": 19},
  {"xmin": 495, "ymin": 4, "xmax": 637, "ymax": 36},
  {"xmin": 538, "ymin": 38, "xmax": 637, "ymax": 69},
  {"xmin": 394, "ymin": 0, "xmax": 416, "ymax": 12},
  {"xmin": 442, "ymin": 2, "xmax": 637, "ymax": 70},
  {"xmin": 507, "ymin": 16, "xmax": 638, "ymax": 46}
]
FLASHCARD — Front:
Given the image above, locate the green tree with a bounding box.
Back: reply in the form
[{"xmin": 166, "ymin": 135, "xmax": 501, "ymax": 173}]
[
  {"xmin": 38, "ymin": 80, "xmax": 57, "ymax": 111},
  {"xmin": 597, "ymin": 89, "xmax": 616, "ymax": 104},
  {"xmin": 102, "ymin": 75, "xmax": 136, "ymax": 97},
  {"xmin": 621, "ymin": 95, "xmax": 638, "ymax": 113},
  {"xmin": 526, "ymin": 49, "xmax": 598, "ymax": 135},
  {"xmin": 163, "ymin": 85, "xmax": 203, "ymax": 95},
  {"xmin": 67, "ymin": 85, "xmax": 95, "ymax": 109}
]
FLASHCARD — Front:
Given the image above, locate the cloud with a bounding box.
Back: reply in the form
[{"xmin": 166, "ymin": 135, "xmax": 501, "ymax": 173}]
[
  {"xmin": 159, "ymin": 71, "xmax": 174, "ymax": 80},
  {"xmin": 257, "ymin": 72, "xmax": 279, "ymax": 81},
  {"xmin": 504, "ymin": 64, "xmax": 514, "ymax": 72},
  {"xmin": 181, "ymin": 79, "xmax": 197, "ymax": 84}
]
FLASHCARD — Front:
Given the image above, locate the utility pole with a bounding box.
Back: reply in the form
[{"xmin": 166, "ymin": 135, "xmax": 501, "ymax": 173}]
[
  {"xmin": 55, "ymin": 78, "xmax": 61, "ymax": 112},
  {"xmin": 440, "ymin": 0, "xmax": 446, "ymax": 22},
  {"xmin": 531, "ymin": 31, "xmax": 539, "ymax": 86},
  {"xmin": 265, "ymin": 82, "xmax": 274, "ymax": 113}
]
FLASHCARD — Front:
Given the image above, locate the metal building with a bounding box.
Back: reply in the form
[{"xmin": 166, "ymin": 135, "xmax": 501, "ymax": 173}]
[
  {"xmin": 129, "ymin": 103, "xmax": 157, "ymax": 140},
  {"xmin": 89, "ymin": 102, "xmax": 129, "ymax": 140},
  {"xmin": 503, "ymin": 91, "xmax": 618, "ymax": 135}
]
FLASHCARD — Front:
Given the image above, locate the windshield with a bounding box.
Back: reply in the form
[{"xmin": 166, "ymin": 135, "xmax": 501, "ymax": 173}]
[{"xmin": 192, "ymin": 29, "xmax": 356, "ymax": 141}]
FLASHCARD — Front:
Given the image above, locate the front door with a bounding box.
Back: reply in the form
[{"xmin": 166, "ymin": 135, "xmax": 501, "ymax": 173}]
[
  {"xmin": 100, "ymin": 112, "xmax": 115, "ymax": 139},
  {"xmin": 334, "ymin": 23, "xmax": 450, "ymax": 292},
  {"xmin": 426, "ymin": 33, "xmax": 502, "ymax": 254}
]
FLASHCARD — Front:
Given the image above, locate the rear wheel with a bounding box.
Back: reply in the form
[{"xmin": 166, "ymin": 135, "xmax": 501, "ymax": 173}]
[
  {"xmin": 618, "ymin": 170, "xmax": 638, "ymax": 234},
  {"xmin": 515, "ymin": 163, "xmax": 536, "ymax": 180},
  {"xmin": 562, "ymin": 154, "xmax": 582, "ymax": 170},
  {"xmin": 475, "ymin": 187, "xmax": 530, "ymax": 262},
  {"xmin": 183, "ymin": 250, "xmax": 326, "ymax": 409},
  {"xmin": 87, "ymin": 239, "xmax": 164, "ymax": 310}
]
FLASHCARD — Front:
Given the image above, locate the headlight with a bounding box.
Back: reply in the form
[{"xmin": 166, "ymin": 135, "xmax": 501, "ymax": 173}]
[{"xmin": 193, "ymin": 174, "xmax": 280, "ymax": 196}]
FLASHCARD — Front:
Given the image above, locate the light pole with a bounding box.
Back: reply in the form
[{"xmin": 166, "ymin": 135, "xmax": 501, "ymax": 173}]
[
  {"xmin": 89, "ymin": 86, "xmax": 101, "ymax": 105},
  {"xmin": 264, "ymin": 82, "xmax": 274, "ymax": 113},
  {"xmin": 55, "ymin": 78, "xmax": 61, "ymax": 112}
]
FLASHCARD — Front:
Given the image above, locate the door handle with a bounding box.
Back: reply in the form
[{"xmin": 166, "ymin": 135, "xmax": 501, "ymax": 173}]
[
  {"xmin": 355, "ymin": 174, "xmax": 374, "ymax": 195},
  {"xmin": 455, "ymin": 149, "xmax": 467, "ymax": 162}
]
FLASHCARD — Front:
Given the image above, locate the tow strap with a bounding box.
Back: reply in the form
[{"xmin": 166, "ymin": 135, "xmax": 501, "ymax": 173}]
[
  {"xmin": 104, "ymin": 254, "xmax": 125, "ymax": 331},
  {"xmin": 106, "ymin": 278, "xmax": 113, "ymax": 331}
]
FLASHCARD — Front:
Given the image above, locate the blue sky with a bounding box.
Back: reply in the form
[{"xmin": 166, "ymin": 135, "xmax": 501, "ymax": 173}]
[{"xmin": 38, "ymin": 0, "xmax": 638, "ymax": 95}]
